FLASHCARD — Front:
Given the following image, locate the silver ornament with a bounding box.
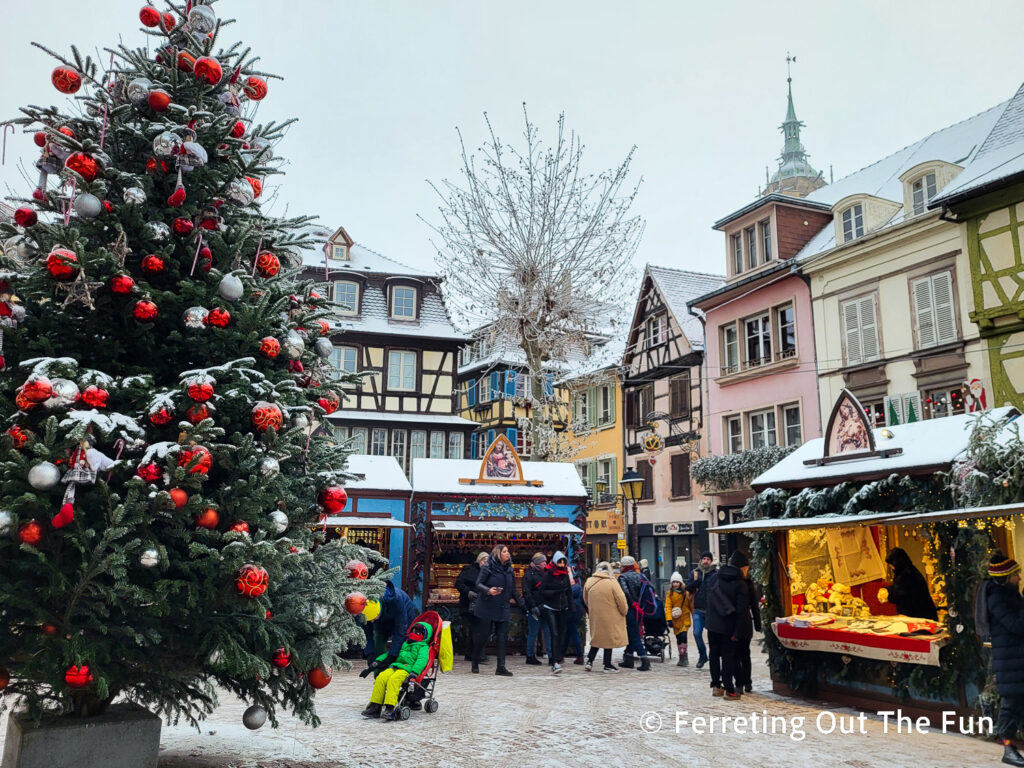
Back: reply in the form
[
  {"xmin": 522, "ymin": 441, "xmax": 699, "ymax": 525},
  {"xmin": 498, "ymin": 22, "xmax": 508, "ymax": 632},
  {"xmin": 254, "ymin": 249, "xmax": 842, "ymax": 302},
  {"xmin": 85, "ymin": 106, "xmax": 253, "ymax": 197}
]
[
  {"xmin": 146, "ymin": 221, "xmax": 170, "ymax": 241},
  {"xmin": 259, "ymin": 457, "xmax": 280, "ymax": 476},
  {"xmin": 0, "ymin": 510, "xmax": 12, "ymax": 535},
  {"xmin": 127, "ymin": 77, "xmax": 152, "ymax": 108},
  {"xmin": 311, "ymin": 604, "xmax": 330, "ymax": 628},
  {"xmin": 207, "ymin": 649, "xmax": 224, "ymax": 666},
  {"xmin": 3, "ymin": 235, "xmax": 28, "ymax": 261},
  {"xmin": 217, "ymin": 274, "xmax": 244, "ymax": 302},
  {"xmin": 44, "ymin": 378, "xmax": 80, "ymax": 410},
  {"xmin": 152, "ymin": 131, "xmax": 182, "ymax": 159},
  {"xmin": 187, "ymin": 4, "xmax": 217, "ymax": 33},
  {"xmin": 140, "ymin": 548, "xmax": 160, "ymax": 568},
  {"xmin": 124, "ymin": 186, "xmax": 147, "ymax": 205},
  {"xmin": 178, "ymin": 141, "xmax": 208, "ymax": 172},
  {"xmin": 292, "ymin": 413, "xmax": 309, "ymax": 430},
  {"xmin": 242, "ymin": 704, "xmax": 267, "ymax": 730},
  {"xmin": 224, "ymin": 179, "xmax": 255, "ymax": 206},
  {"xmin": 9, "ymin": 305, "xmax": 26, "ymax": 324},
  {"xmin": 313, "ymin": 337, "xmax": 333, "ymax": 359},
  {"xmin": 28, "ymin": 462, "xmax": 61, "ymax": 491},
  {"xmin": 73, "ymin": 193, "xmax": 103, "ymax": 218},
  {"xmin": 283, "ymin": 330, "xmax": 304, "ymax": 359},
  {"xmin": 268, "ymin": 510, "xmax": 288, "ymax": 534},
  {"xmin": 182, "ymin": 306, "xmax": 209, "ymax": 330},
  {"xmin": 247, "ymin": 138, "xmax": 274, "ymax": 164}
]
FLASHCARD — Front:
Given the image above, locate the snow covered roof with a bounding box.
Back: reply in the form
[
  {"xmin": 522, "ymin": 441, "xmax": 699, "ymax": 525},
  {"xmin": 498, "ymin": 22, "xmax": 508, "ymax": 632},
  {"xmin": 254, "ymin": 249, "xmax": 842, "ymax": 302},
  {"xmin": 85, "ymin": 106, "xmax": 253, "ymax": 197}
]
[
  {"xmin": 302, "ymin": 243, "xmax": 436, "ymax": 278},
  {"xmin": 794, "ymin": 100, "xmax": 1008, "ymax": 262},
  {"xmin": 329, "ymin": 411, "xmax": 477, "ymax": 427},
  {"xmin": 931, "ymin": 82, "xmax": 1024, "ymax": 206},
  {"xmin": 646, "ymin": 266, "xmax": 724, "ymax": 350},
  {"xmin": 342, "ymin": 455, "xmax": 413, "ymax": 492},
  {"xmin": 331, "ymin": 280, "xmax": 470, "ymax": 342},
  {"xmin": 751, "ymin": 407, "xmax": 1019, "ymax": 491},
  {"xmin": 411, "ymin": 458, "xmax": 588, "ymax": 498},
  {"xmin": 432, "ymin": 520, "xmax": 583, "ymax": 534}
]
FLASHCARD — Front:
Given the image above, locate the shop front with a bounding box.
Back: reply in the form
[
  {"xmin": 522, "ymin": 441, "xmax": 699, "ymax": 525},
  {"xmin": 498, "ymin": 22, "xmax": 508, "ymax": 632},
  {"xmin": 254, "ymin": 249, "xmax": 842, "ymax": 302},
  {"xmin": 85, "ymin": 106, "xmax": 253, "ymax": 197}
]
[
  {"xmin": 408, "ymin": 435, "xmax": 587, "ymax": 651},
  {"xmin": 638, "ymin": 520, "xmax": 709, "ymax": 590},
  {"xmin": 721, "ymin": 389, "xmax": 1021, "ymax": 723}
]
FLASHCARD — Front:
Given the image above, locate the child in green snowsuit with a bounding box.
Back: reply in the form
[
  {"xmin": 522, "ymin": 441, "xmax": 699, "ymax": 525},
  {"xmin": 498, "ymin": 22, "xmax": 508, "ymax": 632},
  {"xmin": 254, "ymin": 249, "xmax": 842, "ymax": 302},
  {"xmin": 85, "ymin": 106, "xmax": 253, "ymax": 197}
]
[{"xmin": 360, "ymin": 620, "xmax": 433, "ymax": 721}]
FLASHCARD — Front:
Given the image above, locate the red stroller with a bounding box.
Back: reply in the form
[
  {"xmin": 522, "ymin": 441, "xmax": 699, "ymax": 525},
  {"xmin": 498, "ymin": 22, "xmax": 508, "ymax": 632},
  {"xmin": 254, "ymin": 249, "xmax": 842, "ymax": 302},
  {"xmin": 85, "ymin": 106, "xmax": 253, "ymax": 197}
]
[{"xmin": 393, "ymin": 610, "xmax": 444, "ymax": 720}]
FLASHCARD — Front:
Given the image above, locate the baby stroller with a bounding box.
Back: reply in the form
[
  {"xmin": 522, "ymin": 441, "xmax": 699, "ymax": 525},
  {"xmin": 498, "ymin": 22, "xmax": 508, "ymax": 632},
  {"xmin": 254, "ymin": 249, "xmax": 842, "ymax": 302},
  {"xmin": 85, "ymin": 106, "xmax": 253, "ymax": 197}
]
[
  {"xmin": 643, "ymin": 599, "xmax": 671, "ymax": 662},
  {"xmin": 392, "ymin": 610, "xmax": 450, "ymax": 720}
]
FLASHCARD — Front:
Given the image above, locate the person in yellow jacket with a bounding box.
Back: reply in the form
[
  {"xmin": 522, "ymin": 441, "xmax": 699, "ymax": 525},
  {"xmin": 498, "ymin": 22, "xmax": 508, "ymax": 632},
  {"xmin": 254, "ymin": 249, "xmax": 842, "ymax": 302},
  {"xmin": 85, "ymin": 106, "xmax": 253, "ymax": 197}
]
[
  {"xmin": 664, "ymin": 571, "xmax": 693, "ymax": 667},
  {"xmin": 360, "ymin": 621, "xmax": 433, "ymax": 721}
]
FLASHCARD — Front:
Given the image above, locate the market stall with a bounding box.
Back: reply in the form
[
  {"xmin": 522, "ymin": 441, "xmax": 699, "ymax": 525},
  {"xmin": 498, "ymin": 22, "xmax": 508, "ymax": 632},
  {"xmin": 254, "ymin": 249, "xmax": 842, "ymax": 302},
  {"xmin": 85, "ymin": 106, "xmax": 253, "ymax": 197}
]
[
  {"xmin": 408, "ymin": 435, "xmax": 587, "ymax": 651},
  {"xmin": 719, "ymin": 389, "xmax": 1022, "ymax": 722}
]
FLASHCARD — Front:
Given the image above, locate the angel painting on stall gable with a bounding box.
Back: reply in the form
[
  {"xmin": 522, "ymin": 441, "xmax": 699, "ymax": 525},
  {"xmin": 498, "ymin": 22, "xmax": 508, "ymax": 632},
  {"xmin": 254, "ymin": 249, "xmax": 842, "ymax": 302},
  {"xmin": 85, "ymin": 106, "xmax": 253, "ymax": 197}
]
[
  {"xmin": 485, "ymin": 439, "xmax": 519, "ymax": 481},
  {"xmin": 830, "ymin": 401, "xmax": 871, "ymax": 455}
]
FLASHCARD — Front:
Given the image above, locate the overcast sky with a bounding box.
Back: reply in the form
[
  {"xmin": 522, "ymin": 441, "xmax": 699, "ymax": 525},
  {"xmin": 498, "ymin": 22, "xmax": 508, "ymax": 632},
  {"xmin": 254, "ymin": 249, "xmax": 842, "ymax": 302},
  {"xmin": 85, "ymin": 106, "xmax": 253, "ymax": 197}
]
[{"xmin": 3, "ymin": 1, "xmax": 1024, "ymax": 277}]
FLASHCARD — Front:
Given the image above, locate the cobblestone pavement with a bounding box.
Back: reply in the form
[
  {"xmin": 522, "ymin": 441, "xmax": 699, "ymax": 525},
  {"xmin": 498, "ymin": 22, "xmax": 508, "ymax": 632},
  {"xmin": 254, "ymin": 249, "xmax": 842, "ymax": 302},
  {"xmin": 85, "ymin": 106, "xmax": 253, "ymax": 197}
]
[{"xmin": 0, "ymin": 645, "xmax": 1001, "ymax": 768}]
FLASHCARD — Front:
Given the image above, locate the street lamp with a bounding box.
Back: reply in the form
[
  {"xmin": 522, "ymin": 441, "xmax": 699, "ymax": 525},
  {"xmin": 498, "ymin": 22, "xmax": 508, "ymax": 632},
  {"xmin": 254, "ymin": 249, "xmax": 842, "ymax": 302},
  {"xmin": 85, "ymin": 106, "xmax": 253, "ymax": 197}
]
[{"xmin": 619, "ymin": 467, "xmax": 645, "ymax": 559}]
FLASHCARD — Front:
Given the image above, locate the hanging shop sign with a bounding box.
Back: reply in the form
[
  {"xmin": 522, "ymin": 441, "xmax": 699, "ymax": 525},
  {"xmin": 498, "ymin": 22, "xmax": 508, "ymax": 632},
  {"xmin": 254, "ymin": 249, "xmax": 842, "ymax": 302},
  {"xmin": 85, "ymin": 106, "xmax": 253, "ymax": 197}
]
[{"xmin": 654, "ymin": 522, "xmax": 694, "ymax": 536}]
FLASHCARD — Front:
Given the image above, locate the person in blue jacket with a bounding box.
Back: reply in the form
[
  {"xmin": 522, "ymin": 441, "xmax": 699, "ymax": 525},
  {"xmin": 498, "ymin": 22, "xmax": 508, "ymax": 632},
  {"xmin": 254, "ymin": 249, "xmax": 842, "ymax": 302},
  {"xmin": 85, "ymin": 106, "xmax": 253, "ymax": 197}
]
[{"xmin": 364, "ymin": 580, "xmax": 418, "ymax": 669}]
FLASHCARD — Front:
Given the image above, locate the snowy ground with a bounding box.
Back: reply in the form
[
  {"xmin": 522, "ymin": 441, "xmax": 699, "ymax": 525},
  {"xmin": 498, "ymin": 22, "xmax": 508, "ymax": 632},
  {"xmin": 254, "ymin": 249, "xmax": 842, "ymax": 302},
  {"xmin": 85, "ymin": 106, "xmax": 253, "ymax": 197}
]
[{"xmin": 0, "ymin": 643, "xmax": 1001, "ymax": 768}]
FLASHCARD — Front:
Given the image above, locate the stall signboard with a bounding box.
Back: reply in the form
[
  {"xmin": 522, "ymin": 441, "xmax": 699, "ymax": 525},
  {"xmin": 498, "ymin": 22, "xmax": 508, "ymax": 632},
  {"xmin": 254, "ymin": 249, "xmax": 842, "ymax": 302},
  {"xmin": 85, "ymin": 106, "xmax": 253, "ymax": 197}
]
[{"xmin": 654, "ymin": 522, "xmax": 694, "ymax": 536}]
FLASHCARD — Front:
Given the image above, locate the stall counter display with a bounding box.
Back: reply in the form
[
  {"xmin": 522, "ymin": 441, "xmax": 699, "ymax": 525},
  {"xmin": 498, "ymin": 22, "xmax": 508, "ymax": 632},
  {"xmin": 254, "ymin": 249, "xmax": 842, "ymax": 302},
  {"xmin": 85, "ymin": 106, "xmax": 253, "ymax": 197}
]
[{"xmin": 773, "ymin": 614, "xmax": 949, "ymax": 666}]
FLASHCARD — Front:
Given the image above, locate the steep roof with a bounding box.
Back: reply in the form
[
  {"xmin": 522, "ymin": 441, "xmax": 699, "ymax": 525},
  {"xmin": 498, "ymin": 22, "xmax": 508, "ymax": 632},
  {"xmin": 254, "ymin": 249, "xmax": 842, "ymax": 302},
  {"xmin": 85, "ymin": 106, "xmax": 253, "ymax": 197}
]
[{"xmin": 645, "ymin": 266, "xmax": 725, "ymax": 350}]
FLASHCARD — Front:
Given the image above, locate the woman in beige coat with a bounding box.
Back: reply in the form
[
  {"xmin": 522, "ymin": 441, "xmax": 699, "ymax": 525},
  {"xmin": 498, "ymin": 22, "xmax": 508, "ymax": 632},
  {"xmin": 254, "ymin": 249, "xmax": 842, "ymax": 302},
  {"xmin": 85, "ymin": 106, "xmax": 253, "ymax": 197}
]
[{"xmin": 583, "ymin": 561, "xmax": 628, "ymax": 672}]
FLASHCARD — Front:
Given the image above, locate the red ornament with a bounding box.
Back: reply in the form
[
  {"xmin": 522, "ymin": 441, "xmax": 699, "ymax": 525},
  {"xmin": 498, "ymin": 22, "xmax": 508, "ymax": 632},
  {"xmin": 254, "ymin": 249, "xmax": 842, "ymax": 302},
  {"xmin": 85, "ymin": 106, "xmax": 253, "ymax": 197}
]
[
  {"xmin": 167, "ymin": 185, "xmax": 186, "ymax": 207},
  {"xmin": 32, "ymin": 188, "xmax": 46, "ymax": 202},
  {"xmin": 146, "ymin": 156, "xmax": 169, "ymax": 174},
  {"xmin": 147, "ymin": 88, "xmax": 171, "ymax": 112},
  {"xmin": 346, "ymin": 560, "xmax": 369, "ymax": 580},
  {"xmin": 316, "ymin": 319, "xmax": 331, "ymax": 335},
  {"xmin": 0, "ymin": 669, "xmax": 9, "ymax": 691},
  {"xmin": 344, "ymin": 592, "xmax": 367, "ymax": 615},
  {"xmin": 177, "ymin": 51, "xmax": 197, "ymax": 73},
  {"xmin": 161, "ymin": 12, "xmax": 176, "ymax": 29},
  {"xmin": 15, "ymin": 390, "xmax": 37, "ymax": 411},
  {"xmin": 235, "ymin": 564, "xmax": 269, "ymax": 598},
  {"xmin": 51, "ymin": 66, "xmax": 82, "ymax": 94},
  {"xmin": 41, "ymin": 624, "xmax": 58, "ymax": 636},
  {"xmin": 169, "ymin": 488, "xmax": 188, "ymax": 508},
  {"xmin": 148, "ymin": 407, "xmax": 174, "ymax": 426},
  {"xmin": 58, "ymin": 126, "xmax": 75, "ymax": 138},
  {"xmin": 46, "ymin": 248, "xmax": 79, "ymax": 280},
  {"xmin": 7, "ymin": 426, "xmax": 30, "ymax": 448},
  {"xmin": 139, "ymin": 5, "xmax": 160, "ymax": 26},
  {"xmin": 243, "ymin": 76, "xmax": 268, "ymax": 101},
  {"xmin": 193, "ymin": 57, "xmax": 223, "ymax": 85},
  {"xmin": 259, "ymin": 337, "xmax": 281, "ymax": 359},
  {"xmin": 308, "ymin": 667, "xmax": 332, "ymax": 689},
  {"xmin": 64, "ymin": 665, "xmax": 93, "ymax": 688},
  {"xmin": 186, "ymin": 379, "xmax": 214, "ymax": 402},
  {"xmin": 246, "ymin": 176, "xmax": 263, "ymax": 199},
  {"xmin": 206, "ymin": 307, "xmax": 230, "ymax": 328},
  {"xmin": 199, "ymin": 245, "xmax": 213, "ymax": 261},
  {"xmin": 19, "ymin": 520, "xmax": 44, "ymax": 546},
  {"xmin": 173, "ymin": 217, "xmax": 194, "ymax": 236},
  {"xmin": 288, "ymin": 360, "xmax": 304, "ymax": 374},
  {"xmin": 318, "ymin": 485, "xmax": 348, "ymax": 514},
  {"xmin": 14, "ymin": 207, "xmax": 37, "ymax": 227},
  {"xmin": 229, "ymin": 120, "xmax": 246, "ymax": 139},
  {"xmin": 141, "ymin": 254, "xmax": 165, "ymax": 276},
  {"xmin": 81, "ymin": 385, "xmax": 109, "ymax": 408},
  {"xmin": 271, "ymin": 648, "xmax": 291, "ymax": 669},
  {"xmin": 178, "ymin": 445, "xmax": 212, "ymax": 475},
  {"xmin": 33, "ymin": 131, "xmax": 47, "ymax": 147},
  {"xmin": 134, "ymin": 300, "xmax": 158, "ymax": 322},
  {"xmin": 317, "ymin": 391, "xmax": 340, "ymax": 415},
  {"xmin": 229, "ymin": 520, "xmax": 250, "ymax": 535},
  {"xmin": 136, "ymin": 463, "xmax": 162, "ymax": 483},
  {"xmin": 251, "ymin": 402, "xmax": 283, "ymax": 433},
  {"xmin": 266, "ymin": 610, "xmax": 272, "ymax": 619},
  {"xmin": 103, "ymin": 199, "xmax": 114, "ymax": 213},
  {"xmin": 196, "ymin": 508, "xmax": 219, "ymax": 529},
  {"xmin": 110, "ymin": 275, "xmax": 135, "ymax": 295},
  {"xmin": 22, "ymin": 376, "xmax": 53, "ymax": 404},
  {"xmin": 65, "ymin": 152, "xmax": 100, "ymax": 182},
  {"xmin": 185, "ymin": 404, "xmax": 211, "ymax": 424},
  {"xmin": 255, "ymin": 251, "xmax": 280, "ymax": 278}
]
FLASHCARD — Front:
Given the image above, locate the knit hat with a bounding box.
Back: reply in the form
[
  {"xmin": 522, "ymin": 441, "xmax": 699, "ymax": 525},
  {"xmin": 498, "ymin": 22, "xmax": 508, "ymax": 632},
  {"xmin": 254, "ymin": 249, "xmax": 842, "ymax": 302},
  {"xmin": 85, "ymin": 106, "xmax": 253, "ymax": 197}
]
[
  {"xmin": 700, "ymin": 551, "xmax": 714, "ymax": 561},
  {"xmin": 620, "ymin": 555, "xmax": 636, "ymax": 568},
  {"xmin": 595, "ymin": 561, "xmax": 612, "ymax": 574},
  {"xmin": 728, "ymin": 551, "xmax": 749, "ymax": 568},
  {"xmin": 639, "ymin": 558, "xmax": 649, "ymax": 569},
  {"xmin": 670, "ymin": 571, "xmax": 684, "ymax": 585},
  {"xmin": 476, "ymin": 551, "xmax": 490, "ymax": 564},
  {"xmin": 532, "ymin": 552, "xmax": 547, "ymax": 566},
  {"xmin": 989, "ymin": 554, "xmax": 1021, "ymax": 578}
]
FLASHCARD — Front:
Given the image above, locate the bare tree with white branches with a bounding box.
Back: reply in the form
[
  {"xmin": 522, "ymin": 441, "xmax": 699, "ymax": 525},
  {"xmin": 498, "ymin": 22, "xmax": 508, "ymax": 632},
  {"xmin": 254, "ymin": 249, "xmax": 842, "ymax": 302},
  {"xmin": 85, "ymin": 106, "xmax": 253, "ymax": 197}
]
[{"xmin": 424, "ymin": 106, "xmax": 644, "ymax": 460}]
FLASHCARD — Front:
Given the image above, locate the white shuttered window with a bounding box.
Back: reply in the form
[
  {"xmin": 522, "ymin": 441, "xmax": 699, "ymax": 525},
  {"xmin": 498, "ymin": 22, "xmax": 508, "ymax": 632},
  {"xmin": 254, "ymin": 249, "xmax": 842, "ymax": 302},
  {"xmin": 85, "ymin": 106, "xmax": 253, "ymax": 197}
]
[
  {"xmin": 912, "ymin": 272, "xmax": 956, "ymax": 349},
  {"xmin": 842, "ymin": 295, "xmax": 879, "ymax": 366}
]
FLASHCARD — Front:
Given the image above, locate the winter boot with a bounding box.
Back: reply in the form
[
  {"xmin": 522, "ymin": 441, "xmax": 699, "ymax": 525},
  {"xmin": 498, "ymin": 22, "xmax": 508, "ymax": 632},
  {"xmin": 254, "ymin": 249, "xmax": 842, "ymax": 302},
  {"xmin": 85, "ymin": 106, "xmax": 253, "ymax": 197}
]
[
  {"xmin": 574, "ymin": 655, "xmax": 585, "ymax": 665},
  {"xmin": 620, "ymin": 654, "xmax": 635, "ymax": 669},
  {"xmin": 696, "ymin": 655, "xmax": 708, "ymax": 669},
  {"xmin": 381, "ymin": 705, "xmax": 396, "ymax": 721},
  {"xmin": 680, "ymin": 650, "xmax": 689, "ymax": 668},
  {"xmin": 471, "ymin": 662, "xmax": 479, "ymax": 674},
  {"xmin": 525, "ymin": 656, "xmax": 542, "ymax": 666},
  {"xmin": 1003, "ymin": 744, "xmax": 1024, "ymax": 767},
  {"xmin": 360, "ymin": 703, "xmax": 382, "ymax": 719},
  {"xmin": 638, "ymin": 657, "xmax": 652, "ymax": 672}
]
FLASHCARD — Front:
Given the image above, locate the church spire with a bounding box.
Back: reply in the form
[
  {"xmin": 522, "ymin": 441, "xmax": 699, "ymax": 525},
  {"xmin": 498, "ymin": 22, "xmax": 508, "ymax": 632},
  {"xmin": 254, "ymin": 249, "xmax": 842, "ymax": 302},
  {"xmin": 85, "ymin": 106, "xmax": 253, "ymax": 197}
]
[{"xmin": 764, "ymin": 54, "xmax": 825, "ymax": 198}]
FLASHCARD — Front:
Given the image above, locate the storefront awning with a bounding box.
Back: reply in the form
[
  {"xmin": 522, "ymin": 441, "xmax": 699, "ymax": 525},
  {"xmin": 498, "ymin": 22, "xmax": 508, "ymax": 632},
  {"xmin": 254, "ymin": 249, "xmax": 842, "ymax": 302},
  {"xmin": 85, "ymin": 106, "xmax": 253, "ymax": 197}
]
[
  {"xmin": 708, "ymin": 512, "xmax": 909, "ymax": 534},
  {"xmin": 432, "ymin": 520, "xmax": 583, "ymax": 535},
  {"xmin": 321, "ymin": 516, "xmax": 411, "ymax": 529},
  {"xmin": 886, "ymin": 502, "xmax": 1024, "ymax": 526}
]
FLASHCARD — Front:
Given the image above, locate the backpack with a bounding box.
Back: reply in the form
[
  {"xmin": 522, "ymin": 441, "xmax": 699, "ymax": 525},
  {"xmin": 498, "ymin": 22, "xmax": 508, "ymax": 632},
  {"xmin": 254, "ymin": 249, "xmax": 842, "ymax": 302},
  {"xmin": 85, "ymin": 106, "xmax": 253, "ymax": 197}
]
[
  {"xmin": 708, "ymin": 575, "xmax": 736, "ymax": 617},
  {"xmin": 974, "ymin": 580, "xmax": 991, "ymax": 643},
  {"xmin": 637, "ymin": 577, "xmax": 659, "ymax": 618}
]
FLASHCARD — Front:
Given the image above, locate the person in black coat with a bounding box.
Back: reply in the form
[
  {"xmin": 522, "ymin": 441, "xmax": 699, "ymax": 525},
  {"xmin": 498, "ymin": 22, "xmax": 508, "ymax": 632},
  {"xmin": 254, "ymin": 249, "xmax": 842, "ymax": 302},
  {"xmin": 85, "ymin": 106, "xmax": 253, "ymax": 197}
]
[
  {"xmin": 521, "ymin": 553, "xmax": 552, "ymax": 664},
  {"xmin": 455, "ymin": 552, "xmax": 490, "ymax": 662},
  {"xmin": 538, "ymin": 550, "xmax": 573, "ymax": 674},
  {"xmin": 473, "ymin": 543, "xmax": 526, "ymax": 676},
  {"xmin": 685, "ymin": 551, "xmax": 717, "ymax": 668},
  {"xmin": 884, "ymin": 547, "xmax": 938, "ymax": 620},
  {"xmin": 562, "ymin": 575, "xmax": 586, "ymax": 665},
  {"xmin": 735, "ymin": 565, "xmax": 762, "ymax": 693},
  {"xmin": 985, "ymin": 553, "xmax": 1024, "ymax": 767},
  {"xmin": 704, "ymin": 551, "xmax": 752, "ymax": 699}
]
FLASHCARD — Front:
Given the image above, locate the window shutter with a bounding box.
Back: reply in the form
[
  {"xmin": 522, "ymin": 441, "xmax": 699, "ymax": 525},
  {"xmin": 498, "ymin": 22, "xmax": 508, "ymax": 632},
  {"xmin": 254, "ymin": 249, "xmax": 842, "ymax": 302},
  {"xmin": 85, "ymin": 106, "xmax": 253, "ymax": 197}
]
[
  {"xmin": 587, "ymin": 387, "xmax": 598, "ymax": 428},
  {"xmin": 609, "ymin": 456, "xmax": 618, "ymax": 504},
  {"xmin": 843, "ymin": 301, "xmax": 862, "ymax": 365},
  {"xmin": 912, "ymin": 276, "xmax": 936, "ymax": 349},
  {"xmin": 506, "ymin": 427, "xmax": 517, "ymax": 449},
  {"xmin": 859, "ymin": 296, "xmax": 879, "ymax": 361},
  {"xmin": 543, "ymin": 372, "xmax": 554, "ymax": 398},
  {"xmin": 470, "ymin": 435, "xmax": 478, "ymax": 459},
  {"xmin": 625, "ymin": 390, "xmax": 635, "ymax": 429},
  {"xmin": 932, "ymin": 272, "xmax": 956, "ymax": 345},
  {"xmin": 588, "ymin": 461, "xmax": 598, "ymax": 504},
  {"xmin": 486, "ymin": 428, "xmax": 495, "ymax": 446},
  {"xmin": 504, "ymin": 370, "xmax": 516, "ymax": 397},
  {"xmin": 671, "ymin": 453, "xmax": 691, "ymax": 498},
  {"xmin": 884, "ymin": 395, "xmax": 903, "ymax": 426},
  {"xmin": 467, "ymin": 379, "xmax": 477, "ymax": 406},
  {"xmin": 902, "ymin": 392, "xmax": 922, "ymax": 423},
  {"xmin": 490, "ymin": 371, "xmax": 501, "ymax": 400}
]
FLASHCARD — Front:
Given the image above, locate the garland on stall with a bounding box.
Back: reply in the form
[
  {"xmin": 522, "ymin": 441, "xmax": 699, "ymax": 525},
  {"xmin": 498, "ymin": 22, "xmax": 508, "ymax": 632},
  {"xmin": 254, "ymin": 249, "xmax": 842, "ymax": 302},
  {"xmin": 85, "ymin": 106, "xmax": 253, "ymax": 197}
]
[
  {"xmin": 692, "ymin": 445, "xmax": 797, "ymax": 493},
  {"xmin": 409, "ymin": 501, "xmax": 429, "ymax": 601}
]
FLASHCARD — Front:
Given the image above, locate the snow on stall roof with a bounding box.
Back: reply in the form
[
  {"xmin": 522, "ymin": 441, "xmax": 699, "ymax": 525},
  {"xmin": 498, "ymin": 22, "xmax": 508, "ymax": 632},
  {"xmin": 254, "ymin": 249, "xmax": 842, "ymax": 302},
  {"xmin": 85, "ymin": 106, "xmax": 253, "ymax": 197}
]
[
  {"xmin": 794, "ymin": 100, "xmax": 1009, "ymax": 262},
  {"xmin": 646, "ymin": 266, "xmax": 724, "ymax": 350},
  {"xmin": 751, "ymin": 407, "xmax": 1019, "ymax": 490},
  {"xmin": 411, "ymin": 458, "xmax": 588, "ymax": 498},
  {"xmin": 343, "ymin": 455, "xmax": 412, "ymax": 492}
]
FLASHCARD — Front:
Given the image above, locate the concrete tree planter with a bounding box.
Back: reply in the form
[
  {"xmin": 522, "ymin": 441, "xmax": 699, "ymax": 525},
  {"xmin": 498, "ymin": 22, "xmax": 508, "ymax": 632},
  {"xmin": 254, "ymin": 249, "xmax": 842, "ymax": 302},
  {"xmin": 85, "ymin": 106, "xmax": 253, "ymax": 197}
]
[{"xmin": 1, "ymin": 703, "xmax": 160, "ymax": 768}]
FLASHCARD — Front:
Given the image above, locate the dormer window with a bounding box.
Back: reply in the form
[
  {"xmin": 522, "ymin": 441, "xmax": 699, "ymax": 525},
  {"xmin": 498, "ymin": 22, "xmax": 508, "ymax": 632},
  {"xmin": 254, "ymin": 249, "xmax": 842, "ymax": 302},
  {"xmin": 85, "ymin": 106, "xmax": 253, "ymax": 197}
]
[
  {"xmin": 645, "ymin": 314, "xmax": 666, "ymax": 346},
  {"xmin": 731, "ymin": 234, "xmax": 743, "ymax": 275},
  {"xmin": 329, "ymin": 243, "xmax": 349, "ymax": 261},
  {"xmin": 911, "ymin": 173, "xmax": 937, "ymax": 215},
  {"xmin": 332, "ymin": 280, "xmax": 359, "ymax": 315},
  {"xmin": 390, "ymin": 285, "xmax": 417, "ymax": 320},
  {"xmin": 841, "ymin": 204, "xmax": 864, "ymax": 242}
]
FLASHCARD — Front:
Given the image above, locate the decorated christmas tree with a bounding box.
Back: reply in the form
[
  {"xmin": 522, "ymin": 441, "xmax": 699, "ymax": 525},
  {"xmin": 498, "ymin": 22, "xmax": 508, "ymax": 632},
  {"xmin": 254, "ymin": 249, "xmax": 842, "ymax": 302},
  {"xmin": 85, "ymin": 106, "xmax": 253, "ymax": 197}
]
[{"xmin": 0, "ymin": 0, "xmax": 386, "ymax": 729}]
